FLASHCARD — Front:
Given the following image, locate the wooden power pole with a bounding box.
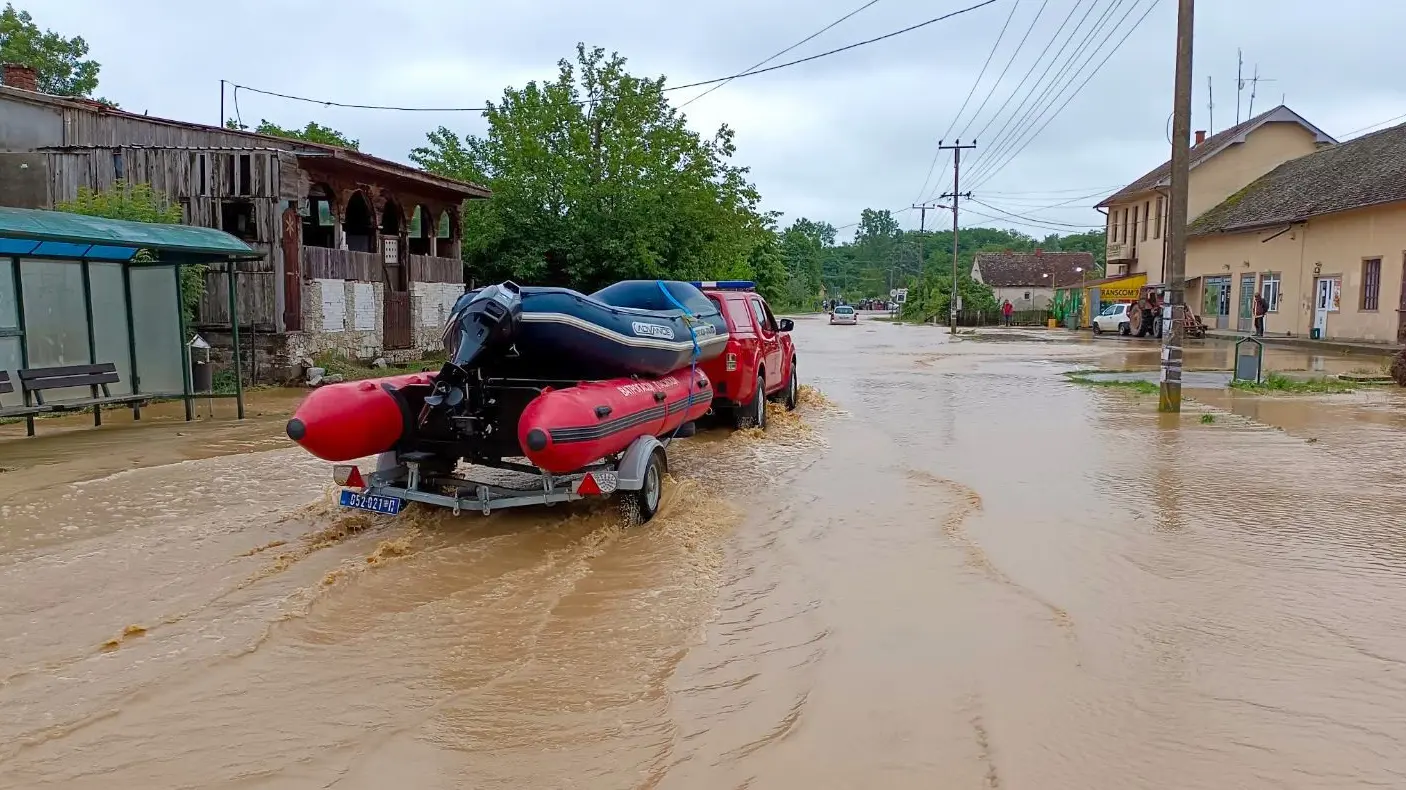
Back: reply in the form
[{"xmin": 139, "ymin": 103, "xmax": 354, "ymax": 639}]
[
  {"xmin": 939, "ymin": 140, "xmax": 976, "ymax": 334},
  {"xmin": 1161, "ymin": 0, "xmax": 1194, "ymax": 413}
]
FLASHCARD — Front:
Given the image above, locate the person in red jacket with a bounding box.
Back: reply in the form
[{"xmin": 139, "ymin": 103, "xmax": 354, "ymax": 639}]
[{"xmin": 1001, "ymin": 299, "xmax": 1014, "ymax": 326}]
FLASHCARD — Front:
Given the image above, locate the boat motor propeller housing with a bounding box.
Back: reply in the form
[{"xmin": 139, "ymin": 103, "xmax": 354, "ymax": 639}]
[{"xmin": 426, "ymin": 282, "xmax": 523, "ymax": 408}]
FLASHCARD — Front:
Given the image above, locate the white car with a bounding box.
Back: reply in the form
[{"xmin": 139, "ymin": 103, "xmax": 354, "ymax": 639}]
[
  {"xmin": 1092, "ymin": 302, "xmax": 1131, "ymax": 335},
  {"xmin": 830, "ymin": 305, "xmax": 858, "ymax": 325}
]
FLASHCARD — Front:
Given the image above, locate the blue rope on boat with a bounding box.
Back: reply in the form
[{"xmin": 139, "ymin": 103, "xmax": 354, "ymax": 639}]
[{"xmin": 657, "ymin": 281, "xmax": 702, "ymax": 444}]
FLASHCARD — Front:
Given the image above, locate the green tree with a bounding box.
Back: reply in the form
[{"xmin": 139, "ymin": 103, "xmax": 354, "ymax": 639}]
[
  {"xmin": 225, "ymin": 118, "xmax": 360, "ymax": 150},
  {"xmin": 410, "ymin": 43, "xmax": 771, "ymax": 293},
  {"xmin": 56, "ymin": 181, "xmax": 205, "ymax": 323},
  {"xmin": 0, "ymin": 3, "xmax": 100, "ymax": 96}
]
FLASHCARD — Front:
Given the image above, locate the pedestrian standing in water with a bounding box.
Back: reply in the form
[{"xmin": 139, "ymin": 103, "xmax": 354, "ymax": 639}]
[
  {"xmin": 1253, "ymin": 292, "xmax": 1269, "ymax": 337},
  {"xmin": 1001, "ymin": 299, "xmax": 1013, "ymax": 326}
]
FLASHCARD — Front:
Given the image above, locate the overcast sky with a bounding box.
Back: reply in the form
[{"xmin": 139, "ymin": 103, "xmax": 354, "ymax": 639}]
[{"xmin": 38, "ymin": 0, "xmax": 1406, "ymax": 242}]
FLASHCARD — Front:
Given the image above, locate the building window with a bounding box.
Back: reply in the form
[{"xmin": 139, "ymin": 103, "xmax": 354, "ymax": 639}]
[
  {"xmin": 1132, "ymin": 205, "xmax": 1140, "ymax": 249},
  {"xmin": 1122, "ymin": 208, "xmax": 1130, "ymax": 243},
  {"xmin": 1260, "ymin": 273, "xmax": 1281, "ymax": 313},
  {"xmin": 1142, "ymin": 200, "xmax": 1150, "ymax": 241},
  {"xmin": 1154, "ymin": 196, "xmax": 1163, "ymax": 239},
  {"xmin": 1362, "ymin": 258, "xmax": 1382, "ymax": 310},
  {"xmin": 112, "ymin": 151, "xmax": 125, "ymax": 181}
]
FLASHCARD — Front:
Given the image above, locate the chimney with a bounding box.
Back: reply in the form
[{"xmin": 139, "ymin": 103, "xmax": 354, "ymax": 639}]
[
  {"xmin": 1, "ymin": 63, "xmax": 38, "ymax": 92},
  {"xmin": 1194, "ymin": 129, "xmax": 1207, "ymax": 145}
]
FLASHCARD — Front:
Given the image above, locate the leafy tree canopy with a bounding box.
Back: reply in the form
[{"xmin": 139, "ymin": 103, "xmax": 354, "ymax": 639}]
[
  {"xmin": 0, "ymin": 3, "xmax": 100, "ymax": 97},
  {"xmin": 56, "ymin": 181, "xmax": 205, "ymax": 323},
  {"xmin": 410, "ymin": 43, "xmax": 772, "ymax": 295},
  {"xmin": 224, "ymin": 118, "xmax": 360, "ymax": 150}
]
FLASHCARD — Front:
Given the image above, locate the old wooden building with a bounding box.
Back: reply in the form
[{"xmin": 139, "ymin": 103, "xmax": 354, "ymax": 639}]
[{"xmin": 0, "ymin": 64, "xmax": 489, "ymax": 375}]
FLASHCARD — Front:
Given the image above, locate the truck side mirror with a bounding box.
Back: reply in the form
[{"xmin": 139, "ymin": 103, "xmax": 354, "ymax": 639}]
[{"xmin": 778, "ymin": 318, "xmax": 795, "ymax": 332}]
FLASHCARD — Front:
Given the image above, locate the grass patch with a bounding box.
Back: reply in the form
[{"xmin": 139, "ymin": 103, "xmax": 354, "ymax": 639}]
[
  {"xmin": 1063, "ymin": 372, "xmax": 1160, "ymax": 394},
  {"xmin": 1229, "ymin": 372, "xmax": 1357, "ymax": 394},
  {"xmin": 1200, "ymin": 413, "xmax": 1215, "ymax": 424},
  {"xmin": 311, "ymin": 351, "xmax": 445, "ymax": 382}
]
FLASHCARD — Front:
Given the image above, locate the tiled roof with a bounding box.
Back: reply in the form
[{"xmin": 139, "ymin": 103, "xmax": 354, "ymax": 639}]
[
  {"xmin": 973, "ymin": 251, "xmax": 1095, "ymax": 288},
  {"xmin": 1189, "ymin": 121, "xmax": 1406, "ymax": 236},
  {"xmin": 1096, "ymin": 106, "xmax": 1336, "ymax": 208}
]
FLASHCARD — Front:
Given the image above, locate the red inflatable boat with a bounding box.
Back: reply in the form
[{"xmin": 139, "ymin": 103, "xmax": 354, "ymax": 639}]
[
  {"xmin": 286, "ymin": 366, "xmax": 711, "ymax": 471},
  {"xmin": 519, "ymin": 368, "xmax": 712, "ymax": 473}
]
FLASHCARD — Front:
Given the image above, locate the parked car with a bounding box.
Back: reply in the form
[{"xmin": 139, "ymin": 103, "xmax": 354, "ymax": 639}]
[
  {"xmin": 1092, "ymin": 302, "xmax": 1131, "ymax": 335},
  {"xmin": 691, "ymin": 281, "xmax": 798, "ymax": 430},
  {"xmin": 830, "ymin": 305, "xmax": 858, "ymax": 325}
]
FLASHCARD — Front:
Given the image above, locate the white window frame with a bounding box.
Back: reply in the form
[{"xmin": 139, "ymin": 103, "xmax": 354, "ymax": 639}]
[{"xmin": 1260, "ymin": 272, "xmax": 1281, "ymax": 313}]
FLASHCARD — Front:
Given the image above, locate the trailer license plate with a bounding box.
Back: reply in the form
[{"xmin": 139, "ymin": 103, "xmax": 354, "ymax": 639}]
[{"xmin": 339, "ymin": 489, "xmax": 404, "ymax": 516}]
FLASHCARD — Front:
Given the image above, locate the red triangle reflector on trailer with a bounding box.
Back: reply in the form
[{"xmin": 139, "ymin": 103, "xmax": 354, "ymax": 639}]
[
  {"xmin": 333, "ymin": 464, "xmax": 365, "ymax": 489},
  {"xmin": 575, "ymin": 473, "xmax": 601, "ymax": 496}
]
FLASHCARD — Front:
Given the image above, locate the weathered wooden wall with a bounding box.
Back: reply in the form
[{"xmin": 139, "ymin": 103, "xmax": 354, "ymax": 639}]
[
  {"xmin": 199, "ymin": 268, "xmax": 277, "ymax": 331},
  {"xmin": 301, "ymin": 247, "xmax": 381, "ymax": 282},
  {"xmin": 408, "ymin": 253, "xmax": 463, "ymax": 284}
]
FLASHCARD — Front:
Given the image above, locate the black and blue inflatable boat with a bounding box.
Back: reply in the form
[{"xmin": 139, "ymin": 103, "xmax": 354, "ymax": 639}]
[{"xmin": 442, "ymin": 280, "xmax": 729, "ymax": 380}]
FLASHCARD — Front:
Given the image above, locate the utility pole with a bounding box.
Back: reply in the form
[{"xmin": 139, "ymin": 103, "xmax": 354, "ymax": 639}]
[
  {"xmin": 911, "ymin": 201, "xmax": 940, "ymax": 306},
  {"xmin": 939, "ymin": 140, "xmax": 977, "ymax": 334},
  {"xmin": 1161, "ymin": 0, "xmax": 1194, "ymax": 413},
  {"xmin": 219, "ymin": 79, "xmax": 225, "ymax": 126}
]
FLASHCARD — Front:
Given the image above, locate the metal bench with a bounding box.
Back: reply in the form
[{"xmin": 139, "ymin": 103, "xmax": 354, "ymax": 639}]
[{"xmin": 12, "ymin": 363, "xmax": 148, "ymax": 437}]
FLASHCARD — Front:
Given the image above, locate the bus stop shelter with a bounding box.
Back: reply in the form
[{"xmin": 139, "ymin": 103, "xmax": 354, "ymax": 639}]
[{"xmin": 0, "ymin": 206, "xmax": 264, "ymax": 425}]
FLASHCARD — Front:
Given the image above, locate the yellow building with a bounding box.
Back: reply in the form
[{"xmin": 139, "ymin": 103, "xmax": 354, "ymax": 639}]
[
  {"xmin": 1096, "ymin": 106, "xmax": 1336, "ymax": 282},
  {"xmin": 1186, "ymin": 122, "xmax": 1406, "ymax": 344}
]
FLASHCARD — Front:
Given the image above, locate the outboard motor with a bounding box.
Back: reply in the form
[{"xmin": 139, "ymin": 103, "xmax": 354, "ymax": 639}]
[{"xmin": 424, "ymin": 281, "xmax": 523, "ymax": 411}]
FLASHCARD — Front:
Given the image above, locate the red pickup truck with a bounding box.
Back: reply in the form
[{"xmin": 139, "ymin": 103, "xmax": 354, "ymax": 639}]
[{"xmin": 691, "ymin": 281, "xmax": 798, "ymax": 430}]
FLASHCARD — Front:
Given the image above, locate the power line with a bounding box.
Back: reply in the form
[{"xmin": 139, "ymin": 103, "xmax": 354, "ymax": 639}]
[
  {"xmin": 954, "ymin": 0, "xmax": 1051, "ymax": 142},
  {"xmin": 912, "ymin": 0, "xmax": 1022, "ymax": 209},
  {"xmin": 1339, "ymin": 111, "xmax": 1406, "ymax": 140},
  {"xmin": 966, "ymin": 0, "xmax": 1159, "ymax": 190},
  {"xmin": 961, "ymin": 0, "xmax": 1094, "ymax": 160},
  {"xmin": 970, "ymin": 197, "xmax": 1104, "ymax": 228},
  {"xmin": 223, "ymin": 0, "xmax": 998, "ymax": 114},
  {"xmin": 961, "ymin": 0, "xmax": 1115, "ymax": 182},
  {"xmin": 681, "ymin": 0, "xmax": 886, "ymax": 109},
  {"xmin": 964, "ymin": 0, "xmax": 1127, "ymax": 184},
  {"xmin": 961, "ymin": 204, "xmax": 1103, "ymax": 233}
]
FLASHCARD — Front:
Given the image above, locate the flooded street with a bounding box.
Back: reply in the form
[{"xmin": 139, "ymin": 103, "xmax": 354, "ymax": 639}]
[{"xmin": 4, "ymin": 319, "xmax": 1406, "ymax": 789}]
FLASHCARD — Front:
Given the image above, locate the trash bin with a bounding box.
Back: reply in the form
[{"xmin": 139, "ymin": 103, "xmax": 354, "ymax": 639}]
[{"xmin": 190, "ymin": 350, "xmax": 213, "ymax": 392}]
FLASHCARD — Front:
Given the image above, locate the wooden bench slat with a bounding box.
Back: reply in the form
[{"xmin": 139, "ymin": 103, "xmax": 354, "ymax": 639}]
[
  {"xmin": 0, "ymin": 405, "xmax": 49, "ymax": 418},
  {"xmin": 18, "ymin": 363, "xmax": 118, "ymax": 380},
  {"xmin": 23, "ymin": 372, "xmax": 120, "ymax": 389}
]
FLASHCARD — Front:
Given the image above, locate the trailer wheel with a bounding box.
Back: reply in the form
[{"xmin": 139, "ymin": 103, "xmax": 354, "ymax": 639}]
[{"xmin": 620, "ymin": 447, "xmax": 666, "ymax": 526}]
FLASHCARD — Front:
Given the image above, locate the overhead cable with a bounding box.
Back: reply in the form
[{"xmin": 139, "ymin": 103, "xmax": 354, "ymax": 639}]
[
  {"xmin": 963, "ymin": 0, "xmax": 1128, "ymax": 184},
  {"xmin": 681, "ymin": 0, "xmax": 886, "ymax": 108},
  {"xmin": 911, "ymin": 0, "xmax": 1022, "ymax": 209},
  {"xmin": 966, "ymin": 0, "xmax": 1159, "ymax": 190},
  {"xmin": 224, "ymin": 0, "xmax": 998, "ymax": 114}
]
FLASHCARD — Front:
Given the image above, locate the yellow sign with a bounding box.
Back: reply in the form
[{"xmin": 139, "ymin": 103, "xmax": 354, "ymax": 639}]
[{"xmin": 1092, "ymin": 273, "xmax": 1147, "ymax": 301}]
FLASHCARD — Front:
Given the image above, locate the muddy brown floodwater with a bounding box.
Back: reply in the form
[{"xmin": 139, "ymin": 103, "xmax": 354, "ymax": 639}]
[{"xmin": 3, "ymin": 320, "xmax": 1406, "ymax": 789}]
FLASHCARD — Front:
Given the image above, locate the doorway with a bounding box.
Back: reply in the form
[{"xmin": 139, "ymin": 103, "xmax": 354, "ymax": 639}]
[
  {"xmin": 1204, "ymin": 275, "xmax": 1231, "ymax": 329},
  {"xmin": 1313, "ymin": 277, "xmax": 1338, "ymax": 339},
  {"xmin": 1398, "ymin": 255, "xmax": 1406, "ymax": 343},
  {"xmin": 1237, "ymin": 273, "xmax": 1257, "ymax": 332}
]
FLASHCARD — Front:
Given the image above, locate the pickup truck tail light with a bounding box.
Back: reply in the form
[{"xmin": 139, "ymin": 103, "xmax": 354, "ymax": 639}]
[{"xmin": 725, "ymin": 353, "xmax": 737, "ymax": 372}]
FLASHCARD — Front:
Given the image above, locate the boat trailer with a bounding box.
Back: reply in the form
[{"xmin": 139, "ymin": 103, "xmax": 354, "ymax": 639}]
[{"xmin": 331, "ymin": 434, "xmax": 669, "ymax": 525}]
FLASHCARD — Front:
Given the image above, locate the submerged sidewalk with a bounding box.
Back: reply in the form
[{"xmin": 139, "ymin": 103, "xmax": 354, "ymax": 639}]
[{"xmin": 1204, "ymin": 329, "xmax": 1399, "ymax": 357}]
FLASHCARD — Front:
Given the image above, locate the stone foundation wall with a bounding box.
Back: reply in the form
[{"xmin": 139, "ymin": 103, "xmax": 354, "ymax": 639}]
[
  {"xmin": 294, "ymin": 278, "xmax": 385, "ymax": 361},
  {"xmin": 410, "ymin": 281, "xmax": 465, "ymax": 351}
]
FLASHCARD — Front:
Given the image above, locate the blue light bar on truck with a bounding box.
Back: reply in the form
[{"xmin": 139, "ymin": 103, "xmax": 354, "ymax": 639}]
[{"xmin": 689, "ymin": 280, "xmax": 756, "ymax": 291}]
